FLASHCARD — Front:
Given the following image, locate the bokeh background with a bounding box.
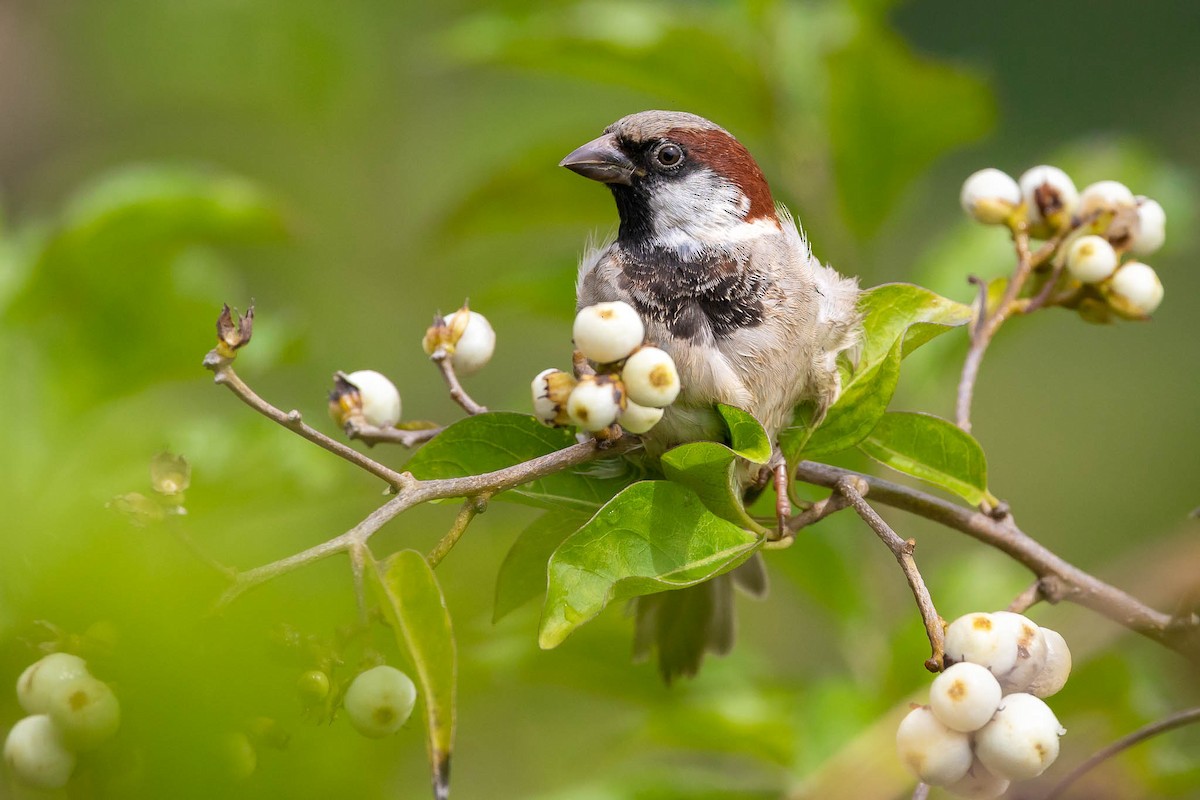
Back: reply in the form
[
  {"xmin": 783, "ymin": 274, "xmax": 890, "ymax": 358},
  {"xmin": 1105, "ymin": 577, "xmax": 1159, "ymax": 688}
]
[{"xmin": 1, "ymin": 1, "xmax": 1198, "ymax": 798}]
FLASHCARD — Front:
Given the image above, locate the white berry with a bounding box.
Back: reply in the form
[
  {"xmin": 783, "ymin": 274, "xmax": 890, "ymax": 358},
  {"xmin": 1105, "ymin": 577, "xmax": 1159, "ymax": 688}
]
[
  {"xmin": 929, "ymin": 662, "xmax": 1002, "ymax": 732},
  {"xmin": 342, "ymin": 665, "xmax": 417, "ymax": 738},
  {"xmin": 531, "ymin": 368, "xmax": 577, "ymax": 427},
  {"xmin": 566, "ymin": 375, "xmax": 624, "ymax": 432},
  {"xmin": 617, "ymin": 399, "xmax": 664, "ymax": 434},
  {"xmin": 446, "ymin": 309, "xmax": 496, "ymax": 376},
  {"xmin": 944, "ymin": 613, "xmax": 1018, "ymax": 676},
  {"xmin": 1026, "ymin": 627, "xmax": 1072, "ymax": 698},
  {"xmin": 4, "ymin": 715, "xmax": 76, "ymax": 789},
  {"xmin": 991, "ymin": 611, "xmax": 1048, "ymax": 694},
  {"xmin": 1066, "ymin": 235, "xmax": 1118, "ymax": 283},
  {"xmin": 621, "ymin": 346, "xmax": 680, "ymax": 408},
  {"xmin": 896, "ymin": 706, "xmax": 973, "ymax": 786},
  {"xmin": 1079, "ymin": 179, "xmax": 1136, "ymax": 219},
  {"xmin": 1130, "ymin": 197, "xmax": 1166, "ymax": 256},
  {"xmin": 961, "ymin": 169, "xmax": 1021, "ymax": 225},
  {"xmin": 945, "ymin": 757, "xmax": 1011, "ymax": 800},
  {"xmin": 573, "ymin": 302, "xmax": 645, "ymax": 364},
  {"xmin": 344, "ymin": 370, "xmax": 402, "ymax": 428},
  {"xmin": 17, "ymin": 653, "xmax": 90, "ymax": 715},
  {"xmin": 1018, "ymin": 165, "xmax": 1078, "ymax": 230},
  {"xmin": 47, "ymin": 674, "xmax": 121, "ymax": 751},
  {"xmin": 1108, "ymin": 261, "xmax": 1164, "ymax": 316},
  {"xmin": 975, "ymin": 693, "xmax": 1065, "ymax": 781}
]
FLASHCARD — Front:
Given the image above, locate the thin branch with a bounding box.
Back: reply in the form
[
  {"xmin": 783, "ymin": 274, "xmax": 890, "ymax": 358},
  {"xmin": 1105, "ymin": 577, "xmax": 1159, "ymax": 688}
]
[
  {"xmin": 835, "ymin": 476, "xmax": 945, "ymax": 672},
  {"xmin": 431, "ymin": 346, "xmax": 487, "ymax": 415},
  {"xmin": 1008, "ymin": 580, "xmax": 1045, "ymax": 614},
  {"xmin": 203, "ymin": 350, "xmax": 410, "ymax": 489},
  {"xmin": 215, "ymin": 435, "xmax": 639, "ymax": 607},
  {"xmin": 955, "ymin": 231, "xmax": 1064, "ymax": 433},
  {"xmin": 794, "ymin": 461, "xmax": 1200, "ymax": 661},
  {"xmin": 785, "ymin": 491, "xmax": 853, "ymax": 533},
  {"xmin": 1042, "ymin": 706, "xmax": 1200, "ymax": 800},
  {"xmin": 345, "ymin": 421, "xmax": 444, "ymax": 448},
  {"xmin": 428, "ymin": 495, "xmax": 489, "ymax": 568}
]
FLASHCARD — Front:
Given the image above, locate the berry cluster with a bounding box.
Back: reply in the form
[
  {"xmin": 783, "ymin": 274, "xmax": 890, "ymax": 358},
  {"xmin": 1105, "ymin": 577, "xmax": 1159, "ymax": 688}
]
[
  {"xmin": 327, "ymin": 305, "xmax": 497, "ymax": 431},
  {"xmin": 897, "ymin": 612, "xmax": 1072, "ymax": 798},
  {"xmin": 5, "ymin": 653, "xmax": 121, "ymax": 789},
  {"xmin": 961, "ymin": 166, "xmax": 1166, "ymax": 319},
  {"xmin": 531, "ymin": 301, "xmax": 680, "ymax": 434}
]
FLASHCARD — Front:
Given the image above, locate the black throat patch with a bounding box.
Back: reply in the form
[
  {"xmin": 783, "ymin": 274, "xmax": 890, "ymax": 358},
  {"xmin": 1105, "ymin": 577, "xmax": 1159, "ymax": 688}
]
[{"xmin": 616, "ymin": 246, "xmax": 768, "ymax": 340}]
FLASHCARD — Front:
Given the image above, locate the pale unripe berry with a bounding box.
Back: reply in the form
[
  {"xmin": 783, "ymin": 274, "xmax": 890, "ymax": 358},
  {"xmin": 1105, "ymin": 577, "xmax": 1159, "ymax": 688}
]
[
  {"xmin": 975, "ymin": 693, "xmax": 1064, "ymax": 781},
  {"xmin": 221, "ymin": 731, "xmax": 257, "ymax": 781},
  {"xmin": 617, "ymin": 399, "xmax": 664, "ymax": 434},
  {"xmin": 1066, "ymin": 235, "xmax": 1118, "ymax": 283},
  {"xmin": 342, "ymin": 665, "xmax": 417, "ymax": 738},
  {"xmin": 447, "ymin": 309, "xmax": 496, "ymax": 376},
  {"xmin": 566, "ymin": 375, "xmax": 624, "ymax": 432},
  {"xmin": 1018, "ymin": 165, "xmax": 1078, "ymax": 230},
  {"xmin": 929, "ymin": 662, "xmax": 1002, "ymax": 732},
  {"xmin": 991, "ymin": 611, "xmax": 1048, "ymax": 694},
  {"xmin": 960, "ymin": 168, "xmax": 1021, "ymax": 225},
  {"xmin": 1026, "ymin": 628, "xmax": 1072, "ymax": 698},
  {"xmin": 573, "ymin": 302, "xmax": 645, "ymax": 364},
  {"xmin": 895, "ymin": 706, "xmax": 973, "ymax": 786},
  {"xmin": 4, "ymin": 715, "xmax": 76, "ymax": 789},
  {"xmin": 1130, "ymin": 197, "xmax": 1166, "ymax": 256},
  {"xmin": 531, "ymin": 368, "xmax": 577, "ymax": 427},
  {"xmin": 1079, "ymin": 180, "xmax": 1135, "ymax": 219},
  {"xmin": 621, "ymin": 346, "xmax": 680, "ymax": 408},
  {"xmin": 47, "ymin": 674, "xmax": 121, "ymax": 751},
  {"xmin": 344, "ymin": 370, "xmax": 402, "ymax": 428},
  {"xmin": 1108, "ymin": 261, "xmax": 1164, "ymax": 316},
  {"xmin": 944, "ymin": 613, "xmax": 1018, "ymax": 676},
  {"xmin": 945, "ymin": 757, "xmax": 1010, "ymax": 800},
  {"xmin": 17, "ymin": 653, "xmax": 89, "ymax": 715},
  {"xmin": 297, "ymin": 670, "xmax": 331, "ymax": 703}
]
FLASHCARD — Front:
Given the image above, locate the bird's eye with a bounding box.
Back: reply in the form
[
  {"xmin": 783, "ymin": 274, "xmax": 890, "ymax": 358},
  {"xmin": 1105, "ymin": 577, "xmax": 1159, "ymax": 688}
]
[{"xmin": 654, "ymin": 143, "xmax": 684, "ymax": 168}]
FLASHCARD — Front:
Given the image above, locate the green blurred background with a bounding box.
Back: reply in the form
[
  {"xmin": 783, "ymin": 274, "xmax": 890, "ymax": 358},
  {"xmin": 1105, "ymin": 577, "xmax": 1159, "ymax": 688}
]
[{"xmin": 1, "ymin": 0, "xmax": 1197, "ymax": 798}]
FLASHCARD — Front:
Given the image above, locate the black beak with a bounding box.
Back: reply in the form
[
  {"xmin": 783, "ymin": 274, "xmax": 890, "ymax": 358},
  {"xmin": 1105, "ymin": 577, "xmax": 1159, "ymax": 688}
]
[{"xmin": 559, "ymin": 133, "xmax": 637, "ymax": 185}]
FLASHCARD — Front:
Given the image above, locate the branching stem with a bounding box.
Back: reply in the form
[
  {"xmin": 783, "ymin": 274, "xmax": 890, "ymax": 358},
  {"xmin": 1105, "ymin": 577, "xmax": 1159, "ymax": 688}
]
[
  {"xmin": 431, "ymin": 346, "xmax": 487, "ymax": 416},
  {"xmin": 1042, "ymin": 706, "xmax": 1200, "ymax": 800},
  {"xmin": 835, "ymin": 476, "xmax": 945, "ymax": 672}
]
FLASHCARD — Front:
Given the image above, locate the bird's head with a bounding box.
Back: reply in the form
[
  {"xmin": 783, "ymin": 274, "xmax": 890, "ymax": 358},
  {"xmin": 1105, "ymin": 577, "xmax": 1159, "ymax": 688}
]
[{"xmin": 560, "ymin": 111, "xmax": 779, "ymax": 257}]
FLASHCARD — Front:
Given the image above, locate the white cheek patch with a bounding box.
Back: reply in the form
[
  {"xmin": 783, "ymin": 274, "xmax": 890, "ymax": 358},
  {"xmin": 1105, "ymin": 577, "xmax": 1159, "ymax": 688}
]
[{"xmin": 647, "ymin": 170, "xmax": 773, "ymax": 256}]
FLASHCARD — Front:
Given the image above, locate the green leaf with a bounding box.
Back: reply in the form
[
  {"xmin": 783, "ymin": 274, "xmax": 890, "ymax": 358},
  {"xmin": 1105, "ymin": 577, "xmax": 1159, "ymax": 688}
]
[
  {"xmin": 858, "ymin": 283, "xmax": 974, "ymax": 374},
  {"xmin": 858, "ymin": 412, "xmax": 993, "ymax": 505},
  {"xmin": 405, "ymin": 412, "xmax": 638, "ymax": 512},
  {"xmin": 370, "ymin": 550, "xmax": 455, "ymax": 800},
  {"xmin": 493, "ymin": 511, "xmax": 589, "ymax": 622},
  {"xmin": 827, "ymin": 21, "xmax": 994, "ymax": 236},
  {"xmin": 779, "ymin": 337, "xmax": 902, "ymax": 463},
  {"xmin": 716, "ymin": 403, "xmax": 772, "ymax": 464},
  {"xmin": 661, "ymin": 442, "xmax": 767, "ymax": 534},
  {"xmin": 539, "ymin": 481, "xmax": 761, "ymax": 649}
]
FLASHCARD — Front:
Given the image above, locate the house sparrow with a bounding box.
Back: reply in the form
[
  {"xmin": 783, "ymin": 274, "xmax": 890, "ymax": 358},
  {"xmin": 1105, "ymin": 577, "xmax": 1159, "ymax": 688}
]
[{"xmin": 561, "ymin": 110, "xmax": 860, "ymax": 680}]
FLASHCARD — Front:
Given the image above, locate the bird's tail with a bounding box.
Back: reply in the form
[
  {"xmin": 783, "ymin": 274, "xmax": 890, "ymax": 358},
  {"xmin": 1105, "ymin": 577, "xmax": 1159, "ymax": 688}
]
[{"xmin": 632, "ymin": 553, "xmax": 768, "ymax": 682}]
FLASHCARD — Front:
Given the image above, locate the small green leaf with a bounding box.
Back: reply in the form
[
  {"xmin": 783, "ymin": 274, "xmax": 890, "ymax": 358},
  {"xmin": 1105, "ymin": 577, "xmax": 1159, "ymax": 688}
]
[
  {"xmin": 716, "ymin": 404, "xmax": 772, "ymax": 464},
  {"xmin": 405, "ymin": 412, "xmax": 638, "ymax": 511},
  {"xmin": 858, "ymin": 411, "xmax": 993, "ymax": 505},
  {"xmin": 539, "ymin": 481, "xmax": 761, "ymax": 649},
  {"xmin": 661, "ymin": 441, "xmax": 767, "ymax": 534},
  {"xmin": 493, "ymin": 511, "xmax": 589, "ymax": 622},
  {"xmin": 780, "ymin": 337, "xmax": 902, "ymax": 463},
  {"xmin": 858, "ymin": 283, "xmax": 974, "ymax": 374},
  {"xmin": 370, "ymin": 550, "xmax": 455, "ymax": 800}
]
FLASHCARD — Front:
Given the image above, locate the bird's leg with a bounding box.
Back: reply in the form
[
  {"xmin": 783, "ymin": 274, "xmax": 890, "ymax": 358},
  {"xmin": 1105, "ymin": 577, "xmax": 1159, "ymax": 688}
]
[{"xmin": 771, "ymin": 448, "xmax": 791, "ymax": 539}]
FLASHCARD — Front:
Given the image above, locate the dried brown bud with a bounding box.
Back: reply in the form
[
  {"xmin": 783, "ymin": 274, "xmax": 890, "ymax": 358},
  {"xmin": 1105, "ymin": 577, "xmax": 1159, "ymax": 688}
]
[
  {"xmin": 327, "ymin": 372, "xmax": 364, "ymax": 428},
  {"xmin": 216, "ymin": 303, "xmax": 255, "ymax": 357}
]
